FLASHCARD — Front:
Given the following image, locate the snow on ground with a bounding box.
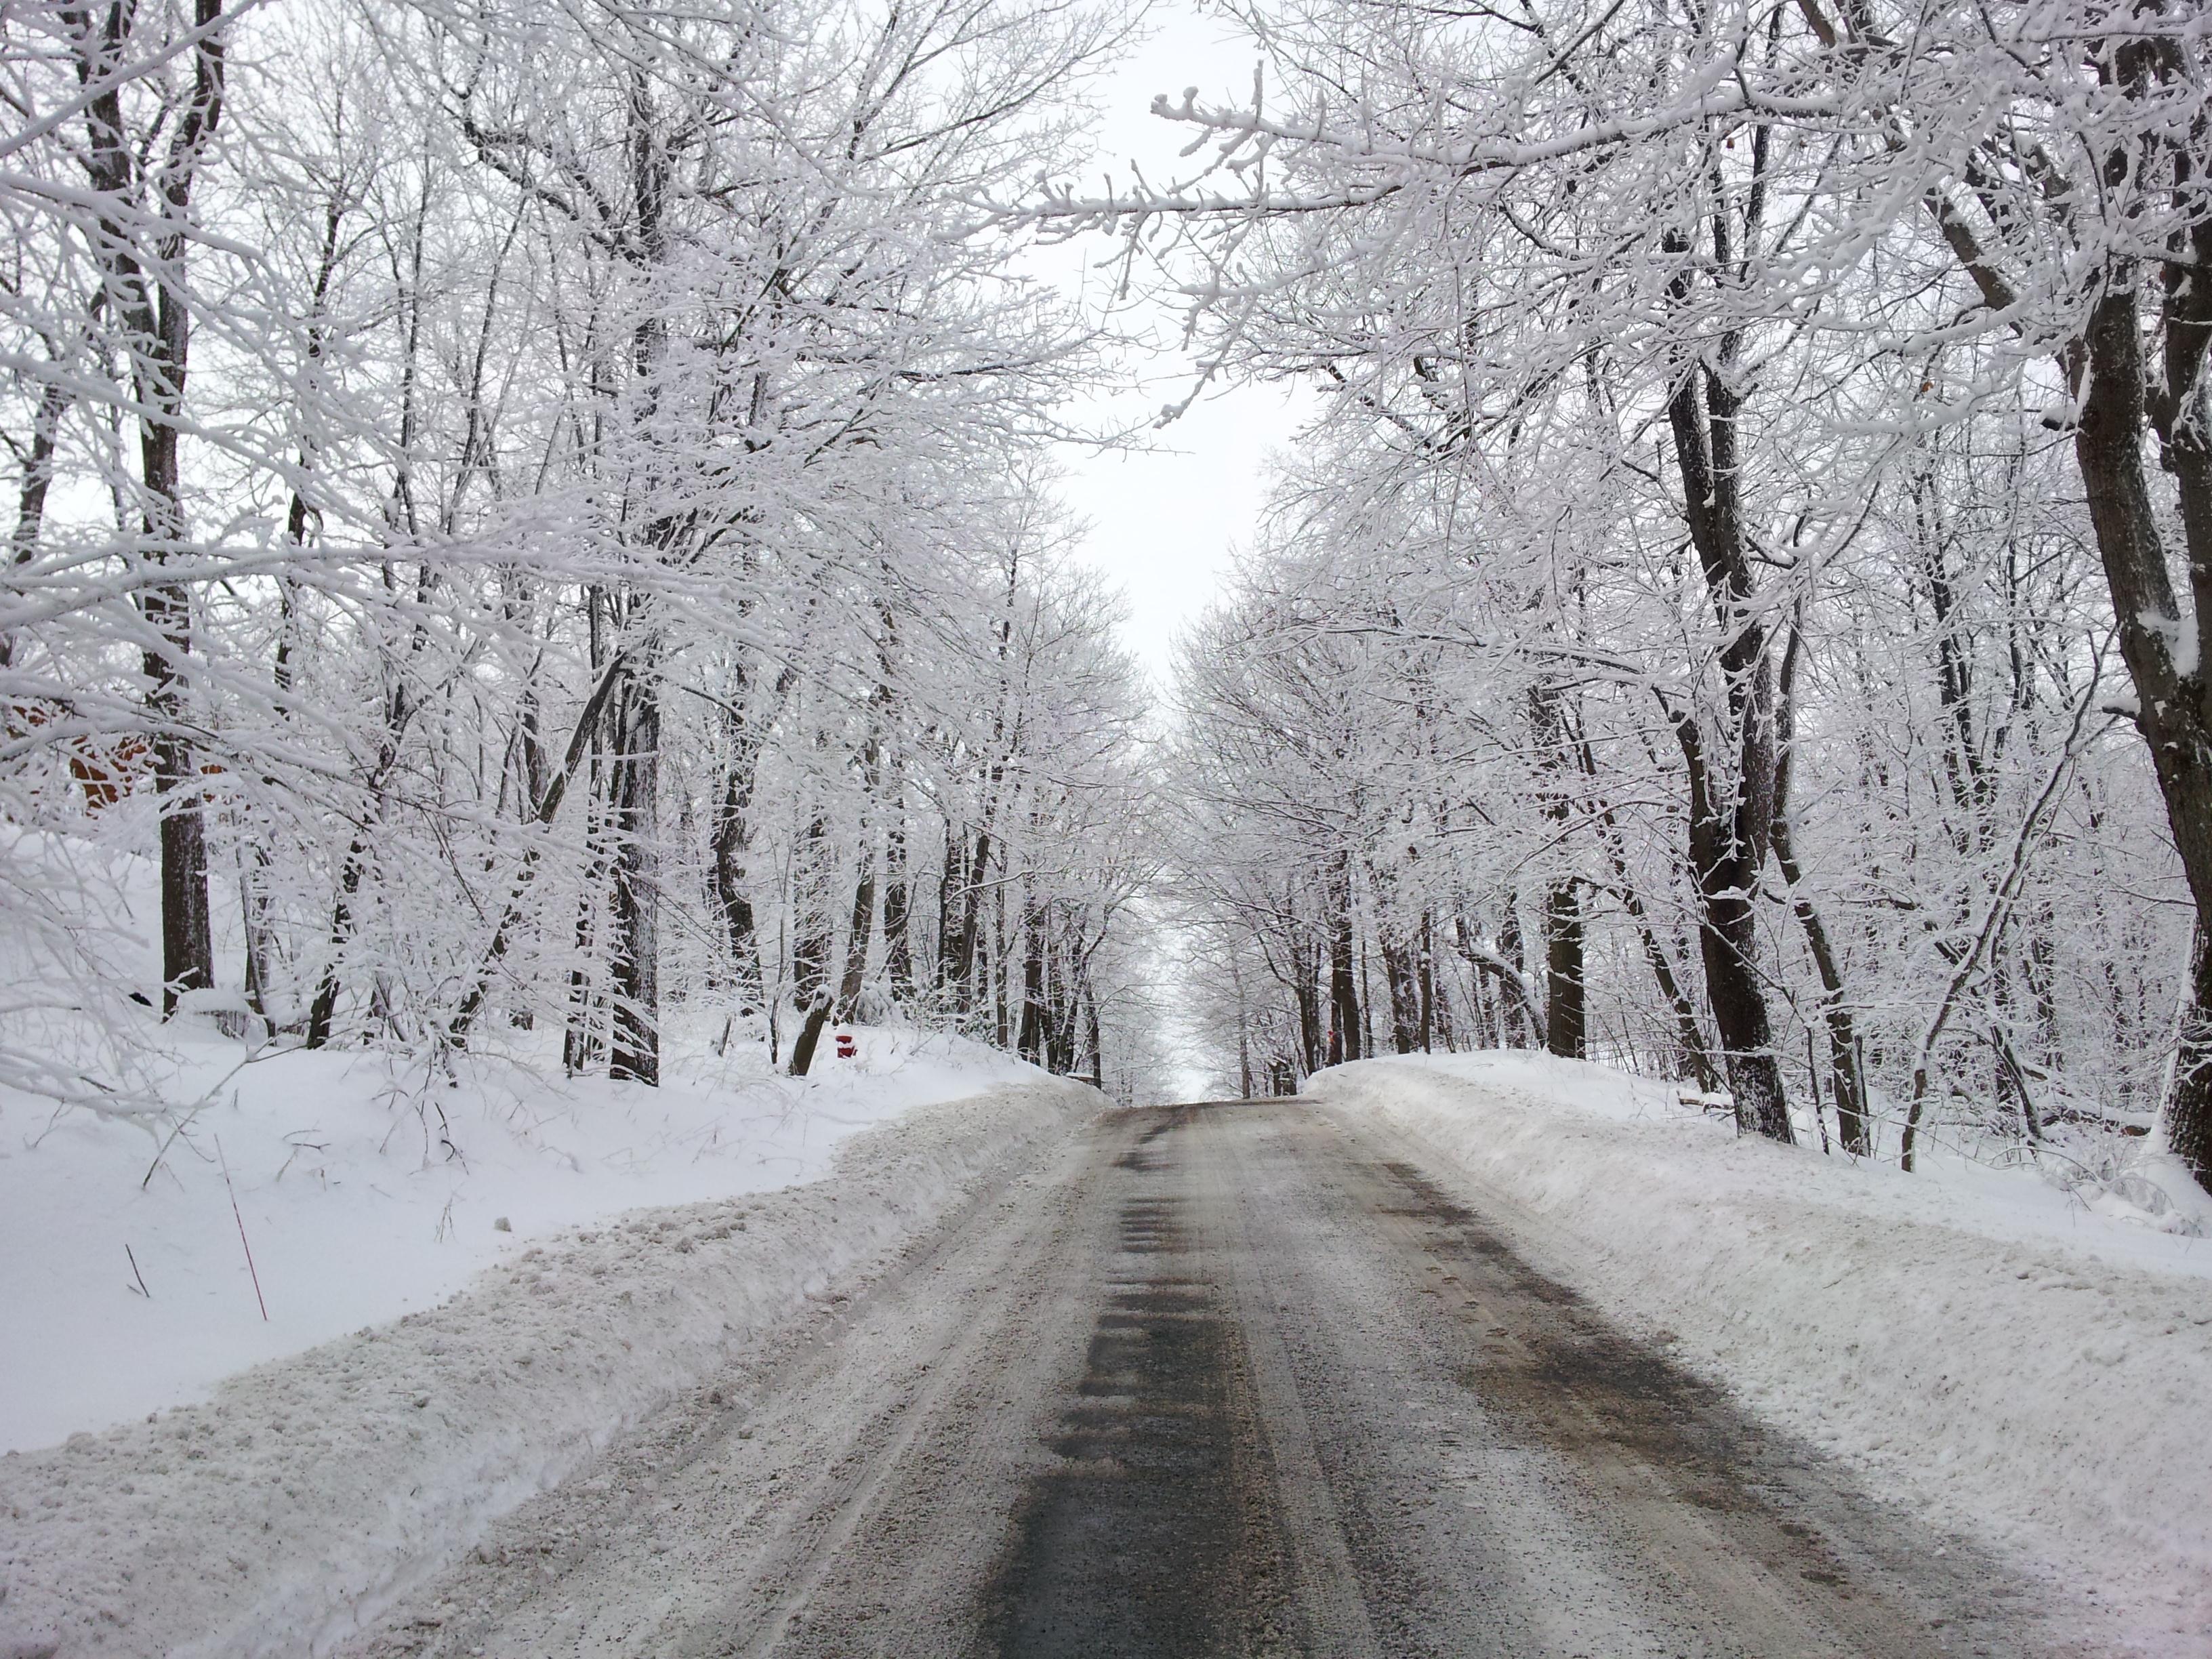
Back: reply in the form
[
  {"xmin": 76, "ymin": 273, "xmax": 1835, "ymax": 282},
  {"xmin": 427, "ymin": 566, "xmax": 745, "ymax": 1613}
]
[
  {"xmin": 0, "ymin": 1021, "xmax": 1042, "ymax": 1454},
  {"xmin": 0, "ymin": 1048, "xmax": 1096, "ymax": 1659},
  {"xmin": 1308, "ymin": 1052, "xmax": 2212, "ymax": 1656}
]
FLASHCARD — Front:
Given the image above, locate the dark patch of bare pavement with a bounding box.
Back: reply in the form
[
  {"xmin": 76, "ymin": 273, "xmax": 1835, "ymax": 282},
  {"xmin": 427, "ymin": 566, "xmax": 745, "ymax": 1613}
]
[{"xmin": 343, "ymin": 1101, "xmax": 2083, "ymax": 1659}]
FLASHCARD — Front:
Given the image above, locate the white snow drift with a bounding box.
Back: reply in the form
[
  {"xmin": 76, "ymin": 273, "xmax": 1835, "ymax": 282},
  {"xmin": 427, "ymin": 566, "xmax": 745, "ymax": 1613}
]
[
  {"xmin": 0, "ymin": 1063, "xmax": 1097, "ymax": 1659},
  {"xmin": 0, "ymin": 1023, "xmax": 1045, "ymax": 1454}
]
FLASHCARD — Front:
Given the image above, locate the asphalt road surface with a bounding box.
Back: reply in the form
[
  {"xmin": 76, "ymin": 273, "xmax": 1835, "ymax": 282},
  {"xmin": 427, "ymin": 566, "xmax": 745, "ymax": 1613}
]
[{"xmin": 344, "ymin": 1101, "xmax": 2073, "ymax": 1658}]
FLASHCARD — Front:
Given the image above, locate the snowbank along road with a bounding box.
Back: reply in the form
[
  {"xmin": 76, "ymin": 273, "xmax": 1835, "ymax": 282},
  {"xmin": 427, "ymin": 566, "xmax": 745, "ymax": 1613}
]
[{"xmin": 343, "ymin": 1099, "xmax": 2075, "ymax": 1658}]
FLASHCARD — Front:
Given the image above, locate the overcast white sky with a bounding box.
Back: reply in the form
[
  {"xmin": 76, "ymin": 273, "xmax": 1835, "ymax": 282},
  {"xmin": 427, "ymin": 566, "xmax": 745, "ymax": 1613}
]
[{"xmin": 1029, "ymin": 3, "xmax": 1313, "ymax": 693}]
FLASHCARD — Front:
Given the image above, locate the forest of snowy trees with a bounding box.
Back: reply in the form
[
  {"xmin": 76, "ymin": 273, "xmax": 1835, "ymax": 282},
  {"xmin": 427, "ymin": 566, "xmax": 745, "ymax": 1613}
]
[
  {"xmin": 0, "ymin": 0, "xmax": 1164, "ymax": 1110},
  {"xmin": 1109, "ymin": 0, "xmax": 2212, "ymax": 1187},
  {"xmin": 5, "ymin": 0, "xmax": 2211, "ymax": 1197}
]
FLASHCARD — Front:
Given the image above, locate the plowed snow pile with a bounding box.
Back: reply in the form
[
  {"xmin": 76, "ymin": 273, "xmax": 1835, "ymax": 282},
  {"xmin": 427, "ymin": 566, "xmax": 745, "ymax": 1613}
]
[
  {"xmin": 0, "ymin": 1060, "xmax": 1095, "ymax": 1659},
  {"xmin": 0, "ymin": 1026, "xmax": 1039, "ymax": 1454},
  {"xmin": 1310, "ymin": 1052, "xmax": 2212, "ymax": 1656}
]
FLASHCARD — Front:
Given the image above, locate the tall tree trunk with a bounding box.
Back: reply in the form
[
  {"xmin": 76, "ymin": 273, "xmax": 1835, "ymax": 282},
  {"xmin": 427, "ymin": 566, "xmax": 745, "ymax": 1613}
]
[
  {"xmin": 606, "ymin": 657, "xmax": 659, "ymax": 1085},
  {"xmin": 2071, "ymin": 245, "xmax": 2212, "ymax": 1189},
  {"xmin": 1326, "ymin": 853, "xmax": 1361, "ymax": 1065},
  {"xmin": 304, "ymin": 840, "xmax": 367, "ymax": 1048},
  {"xmin": 992, "ymin": 873, "xmax": 1010, "ymax": 1047},
  {"xmin": 1017, "ymin": 900, "xmax": 1048, "ymax": 1065},
  {"xmin": 565, "ymin": 836, "xmax": 607, "ymax": 1076},
  {"xmin": 1418, "ymin": 912, "xmax": 1439, "ymax": 1052},
  {"xmin": 1663, "ymin": 348, "xmax": 1791, "ymax": 1143},
  {"xmin": 1544, "ymin": 879, "xmax": 1586, "ymax": 1060},
  {"xmin": 1380, "ymin": 926, "xmax": 1421, "ymax": 1054},
  {"xmin": 1678, "ymin": 718, "xmax": 1790, "ymax": 1141},
  {"xmin": 935, "ymin": 820, "xmax": 964, "ymax": 989},
  {"xmin": 78, "ymin": 1, "xmax": 228, "ymax": 1017},
  {"xmin": 953, "ymin": 826, "xmax": 992, "ymax": 1015},
  {"xmin": 1497, "ymin": 902, "xmax": 1532, "ymax": 1047},
  {"xmin": 1291, "ymin": 930, "xmax": 1324, "ymax": 1075},
  {"xmin": 1085, "ymin": 975, "xmax": 1105, "ymax": 1090},
  {"xmin": 882, "ymin": 796, "xmax": 912, "ymax": 997},
  {"xmin": 1232, "ymin": 954, "xmax": 1254, "ymax": 1096},
  {"xmin": 787, "ymin": 813, "xmax": 835, "ymax": 1077},
  {"xmin": 838, "ymin": 844, "xmax": 878, "ymax": 1021}
]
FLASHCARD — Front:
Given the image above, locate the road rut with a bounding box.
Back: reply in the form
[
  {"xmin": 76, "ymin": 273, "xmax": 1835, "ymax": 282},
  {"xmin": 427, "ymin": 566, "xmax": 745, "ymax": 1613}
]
[{"xmin": 343, "ymin": 1101, "xmax": 2073, "ymax": 1658}]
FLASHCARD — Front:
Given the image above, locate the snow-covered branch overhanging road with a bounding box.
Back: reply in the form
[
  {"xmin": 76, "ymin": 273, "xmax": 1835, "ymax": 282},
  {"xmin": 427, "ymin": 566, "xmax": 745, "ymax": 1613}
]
[{"xmin": 6, "ymin": 1059, "xmax": 2205, "ymax": 1656}]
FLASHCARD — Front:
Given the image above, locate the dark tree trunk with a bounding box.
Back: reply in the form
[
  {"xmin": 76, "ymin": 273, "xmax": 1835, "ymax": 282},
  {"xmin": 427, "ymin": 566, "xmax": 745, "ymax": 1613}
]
[
  {"xmin": 607, "ymin": 661, "xmax": 659, "ymax": 1085},
  {"xmin": 2070, "ymin": 228, "xmax": 2212, "ymax": 1191},
  {"xmin": 1085, "ymin": 977, "xmax": 1105, "ymax": 1090},
  {"xmin": 787, "ymin": 812, "xmax": 836, "ymax": 1079},
  {"xmin": 1017, "ymin": 910, "xmax": 1048, "ymax": 1067},
  {"xmin": 1359, "ymin": 933, "xmax": 1376, "ymax": 1058},
  {"xmin": 952, "ymin": 827, "xmax": 991, "ymax": 1015},
  {"xmin": 1045, "ymin": 922, "xmax": 1078, "ymax": 1074},
  {"xmin": 1326, "ymin": 854, "xmax": 1361, "ymax": 1065},
  {"xmin": 1234, "ymin": 958, "xmax": 1254, "ymax": 1096},
  {"xmin": 1498, "ymin": 902, "xmax": 1530, "ymax": 1048},
  {"xmin": 1663, "ymin": 340, "xmax": 1790, "ymax": 1143},
  {"xmin": 837, "ymin": 851, "xmax": 877, "ymax": 1022},
  {"xmin": 80, "ymin": 0, "xmax": 228, "ymax": 1019},
  {"xmin": 148, "ymin": 682, "xmax": 213, "ymax": 1016},
  {"xmin": 2172, "ymin": 931, "xmax": 2212, "ymax": 1181},
  {"xmin": 1380, "ymin": 928, "xmax": 1421, "ymax": 1054},
  {"xmin": 1528, "ymin": 684, "xmax": 1587, "ymax": 1062},
  {"xmin": 882, "ymin": 804, "xmax": 912, "ymax": 997},
  {"xmin": 935, "ymin": 820, "xmax": 964, "ymax": 989},
  {"xmin": 787, "ymin": 991, "xmax": 833, "ymax": 1077},
  {"xmin": 2, "ymin": 331, "xmax": 84, "ymax": 668},
  {"xmin": 305, "ymin": 870, "xmax": 362, "ymax": 1044},
  {"xmin": 1291, "ymin": 933, "xmax": 1324, "ymax": 1075},
  {"xmin": 1544, "ymin": 880, "xmax": 1586, "ymax": 1060},
  {"xmin": 1418, "ymin": 912, "xmax": 1439, "ymax": 1052},
  {"xmin": 993, "ymin": 875, "xmax": 1011, "ymax": 1048}
]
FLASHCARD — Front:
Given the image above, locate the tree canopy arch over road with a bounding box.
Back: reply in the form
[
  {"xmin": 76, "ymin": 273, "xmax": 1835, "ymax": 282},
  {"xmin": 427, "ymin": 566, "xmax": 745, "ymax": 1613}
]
[{"xmin": 1, "ymin": 0, "xmax": 2207, "ymax": 1200}]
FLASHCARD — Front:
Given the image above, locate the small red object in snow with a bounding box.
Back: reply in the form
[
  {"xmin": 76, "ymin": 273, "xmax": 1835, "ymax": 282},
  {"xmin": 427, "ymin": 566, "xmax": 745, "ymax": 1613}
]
[{"xmin": 835, "ymin": 1032, "xmax": 857, "ymax": 1059}]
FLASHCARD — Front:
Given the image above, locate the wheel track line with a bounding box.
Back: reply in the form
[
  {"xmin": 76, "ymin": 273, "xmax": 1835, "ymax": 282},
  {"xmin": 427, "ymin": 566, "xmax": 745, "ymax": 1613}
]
[
  {"xmin": 337, "ymin": 1110, "xmax": 1111, "ymax": 1659},
  {"xmin": 1324, "ymin": 1103, "xmax": 2013, "ymax": 1658},
  {"xmin": 1192, "ymin": 1106, "xmax": 1384, "ymax": 1659},
  {"xmin": 1328, "ymin": 1130, "xmax": 1841, "ymax": 1650},
  {"xmin": 680, "ymin": 1119, "xmax": 1115, "ymax": 1659}
]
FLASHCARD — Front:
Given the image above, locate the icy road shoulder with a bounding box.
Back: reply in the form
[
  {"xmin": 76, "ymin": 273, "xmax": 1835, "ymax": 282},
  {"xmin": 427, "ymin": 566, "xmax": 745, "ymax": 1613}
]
[
  {"xmin": 1307, "ymin": 1052, "xmax": 2212, "ymax": 1656},
  {"xmin": 0, "ymin": 1073, "xmax": 1096, "ymax": 1659}
]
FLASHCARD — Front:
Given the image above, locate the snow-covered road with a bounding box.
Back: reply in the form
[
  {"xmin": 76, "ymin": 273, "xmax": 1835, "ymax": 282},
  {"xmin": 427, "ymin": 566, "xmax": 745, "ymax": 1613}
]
[{"xmin": 335, "ymin": 1099, "xmax": 2071, "ymax": 1659}]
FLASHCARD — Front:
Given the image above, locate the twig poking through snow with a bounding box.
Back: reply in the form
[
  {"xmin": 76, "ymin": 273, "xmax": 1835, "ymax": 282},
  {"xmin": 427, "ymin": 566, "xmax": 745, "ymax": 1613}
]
[
  {"xmin": 123, "ymin": 1244, "xmax": 148, "ymax": 1299},
  {"xmin": 215, "ymin": 1135, "xmax": 268, "ymax": 1322}
]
